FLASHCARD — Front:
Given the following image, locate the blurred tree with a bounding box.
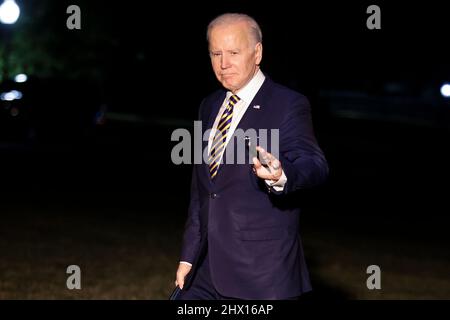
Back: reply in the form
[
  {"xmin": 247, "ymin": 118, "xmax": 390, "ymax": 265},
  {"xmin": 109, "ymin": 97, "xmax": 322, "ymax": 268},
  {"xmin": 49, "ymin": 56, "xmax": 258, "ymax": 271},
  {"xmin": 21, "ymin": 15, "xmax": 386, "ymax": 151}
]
[{"xmin": 0, "ymin": 0, "xmax": 118, "ymax": 83}]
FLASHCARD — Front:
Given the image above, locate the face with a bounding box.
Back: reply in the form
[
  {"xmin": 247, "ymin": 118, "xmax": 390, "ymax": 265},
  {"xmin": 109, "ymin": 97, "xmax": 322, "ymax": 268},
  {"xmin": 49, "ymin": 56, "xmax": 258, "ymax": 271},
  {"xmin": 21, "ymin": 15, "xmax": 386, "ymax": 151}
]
[{"xmin": 208, "ymin": 22, "xmax": 262, "ymax": 93}]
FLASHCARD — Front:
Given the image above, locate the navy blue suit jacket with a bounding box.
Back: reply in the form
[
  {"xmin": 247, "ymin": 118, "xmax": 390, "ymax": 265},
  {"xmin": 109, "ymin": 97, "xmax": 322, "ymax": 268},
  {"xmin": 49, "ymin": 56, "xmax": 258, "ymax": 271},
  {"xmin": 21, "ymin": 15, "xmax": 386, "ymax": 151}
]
[{"xmin": 180, "ymin": 76, "xmax": 329, "ymax": 299}]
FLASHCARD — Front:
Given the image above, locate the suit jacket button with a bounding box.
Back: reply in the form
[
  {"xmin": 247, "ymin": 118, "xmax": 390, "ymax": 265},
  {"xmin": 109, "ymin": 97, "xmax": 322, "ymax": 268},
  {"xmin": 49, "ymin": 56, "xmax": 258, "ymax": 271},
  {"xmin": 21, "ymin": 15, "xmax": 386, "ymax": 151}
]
[{"xmin": 210, "ymin": 193, "xmax": 217, "ymax": 199}]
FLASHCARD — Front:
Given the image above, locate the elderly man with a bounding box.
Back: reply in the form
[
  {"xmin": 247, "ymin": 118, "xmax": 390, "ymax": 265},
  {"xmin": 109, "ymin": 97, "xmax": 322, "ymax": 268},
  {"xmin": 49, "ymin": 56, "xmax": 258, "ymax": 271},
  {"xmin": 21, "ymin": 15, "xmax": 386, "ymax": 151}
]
[{"xmin": 174, "ymin": 13, "xmax": 328, "ymax": 300}]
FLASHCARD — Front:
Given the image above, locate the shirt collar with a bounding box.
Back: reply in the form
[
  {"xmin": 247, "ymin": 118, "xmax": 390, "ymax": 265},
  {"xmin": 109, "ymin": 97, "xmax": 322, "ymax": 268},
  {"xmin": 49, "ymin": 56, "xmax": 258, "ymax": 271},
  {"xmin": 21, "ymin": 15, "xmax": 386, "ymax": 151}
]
[{"xmin": 226, "ymin": 69, "xmax": 265, "ymax": 104}]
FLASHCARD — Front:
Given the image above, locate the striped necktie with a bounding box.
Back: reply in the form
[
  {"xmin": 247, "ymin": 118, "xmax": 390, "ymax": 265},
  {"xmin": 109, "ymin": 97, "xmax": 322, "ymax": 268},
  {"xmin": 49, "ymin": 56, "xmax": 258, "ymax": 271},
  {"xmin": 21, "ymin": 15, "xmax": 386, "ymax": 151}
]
[{"xmin": 209, "ymin": 94, "xmax": 240, "ymax": 179}]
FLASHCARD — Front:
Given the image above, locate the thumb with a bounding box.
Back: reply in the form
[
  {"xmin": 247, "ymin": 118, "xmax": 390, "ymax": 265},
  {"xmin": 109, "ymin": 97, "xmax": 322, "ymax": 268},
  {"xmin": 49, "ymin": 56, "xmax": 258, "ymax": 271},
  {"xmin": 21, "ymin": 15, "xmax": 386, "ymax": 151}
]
[
  {"xmin": 176, "ymin": 275, "xmax": 185, "ymax": 289},
  {"xmin": 253, "ymin": 156, "xmax": 262, "ymax": 169}
]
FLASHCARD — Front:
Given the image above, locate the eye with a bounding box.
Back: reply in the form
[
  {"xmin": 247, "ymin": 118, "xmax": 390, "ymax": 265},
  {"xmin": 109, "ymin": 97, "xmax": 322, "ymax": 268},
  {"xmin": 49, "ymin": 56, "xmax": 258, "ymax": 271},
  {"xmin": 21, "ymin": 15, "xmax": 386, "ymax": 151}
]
[
  {"xmin": 210, "ymin": 52, "xmax": 221, "ymax": 57},
  {"xmin": 230, "ymin": 51, "xmax": 238, "ymax": 56}
]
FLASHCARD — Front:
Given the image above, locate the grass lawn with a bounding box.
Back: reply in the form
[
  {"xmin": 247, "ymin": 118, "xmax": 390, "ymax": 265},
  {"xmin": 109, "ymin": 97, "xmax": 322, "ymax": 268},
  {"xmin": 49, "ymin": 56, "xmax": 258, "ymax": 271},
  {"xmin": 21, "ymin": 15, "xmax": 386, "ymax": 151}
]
[{"xmin": 0, "ymin": 199, "xmax": 449, "ymax": 299}]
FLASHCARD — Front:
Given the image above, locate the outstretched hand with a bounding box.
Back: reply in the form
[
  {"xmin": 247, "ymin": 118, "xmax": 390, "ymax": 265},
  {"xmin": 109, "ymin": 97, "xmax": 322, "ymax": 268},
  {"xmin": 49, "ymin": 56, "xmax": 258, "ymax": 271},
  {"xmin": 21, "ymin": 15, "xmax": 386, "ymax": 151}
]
[{"xmin": 252, "ymin": 146, "xmax": 282, "ymax": 181}]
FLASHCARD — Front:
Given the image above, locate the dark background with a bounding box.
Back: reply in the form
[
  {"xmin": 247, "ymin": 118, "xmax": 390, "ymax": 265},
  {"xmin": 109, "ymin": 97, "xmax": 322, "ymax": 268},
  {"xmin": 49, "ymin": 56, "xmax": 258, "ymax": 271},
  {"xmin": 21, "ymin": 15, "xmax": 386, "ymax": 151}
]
[{"xmin": 0, "ymin": 0, "xmax": 449, "ymax": 299}]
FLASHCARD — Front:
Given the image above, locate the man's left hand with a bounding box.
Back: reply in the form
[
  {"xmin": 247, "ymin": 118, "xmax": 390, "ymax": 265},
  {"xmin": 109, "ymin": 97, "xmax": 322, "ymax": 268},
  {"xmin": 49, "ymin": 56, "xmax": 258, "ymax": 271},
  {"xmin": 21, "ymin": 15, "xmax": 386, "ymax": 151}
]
[{"xmin": 252, "ymin": 146, "xmax": 282, "ymax": 181}]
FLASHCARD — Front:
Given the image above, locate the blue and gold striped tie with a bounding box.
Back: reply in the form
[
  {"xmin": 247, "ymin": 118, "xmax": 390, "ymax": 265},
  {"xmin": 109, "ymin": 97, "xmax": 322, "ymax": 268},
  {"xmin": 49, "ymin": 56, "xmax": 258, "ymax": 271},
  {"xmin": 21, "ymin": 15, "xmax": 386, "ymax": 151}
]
[{"xmin": 209, "ymin": 94, "xmax": 240, "ymax": 179}]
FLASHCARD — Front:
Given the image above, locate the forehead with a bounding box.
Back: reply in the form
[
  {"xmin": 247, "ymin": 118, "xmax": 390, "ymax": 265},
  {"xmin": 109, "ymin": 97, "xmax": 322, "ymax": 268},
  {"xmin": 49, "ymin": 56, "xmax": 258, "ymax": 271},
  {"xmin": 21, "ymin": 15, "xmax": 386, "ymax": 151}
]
[{"xmin": 209, "ymin": 22, "xmax": 251, "ymax": 47}]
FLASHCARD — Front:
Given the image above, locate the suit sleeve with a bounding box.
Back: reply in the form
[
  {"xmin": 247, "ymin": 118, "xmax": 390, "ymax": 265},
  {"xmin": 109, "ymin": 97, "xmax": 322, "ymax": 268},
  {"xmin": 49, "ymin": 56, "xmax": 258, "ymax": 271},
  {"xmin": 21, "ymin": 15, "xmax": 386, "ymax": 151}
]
[
  {"xmin": 179, "ymin": 166, "xmax": 201, "ymax": 264},
  {"xmin": 179, "ymin": 99, "xmax": 206, "ymax": 263},
  {"xmin": 275, "ymin": 95, "xmax": 329, "ymax": 194}
]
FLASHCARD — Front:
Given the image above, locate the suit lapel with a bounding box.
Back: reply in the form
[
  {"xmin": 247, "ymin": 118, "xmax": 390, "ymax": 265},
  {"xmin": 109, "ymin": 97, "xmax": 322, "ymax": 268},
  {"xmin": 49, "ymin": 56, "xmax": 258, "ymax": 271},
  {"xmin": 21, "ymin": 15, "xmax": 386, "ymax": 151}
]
[
  {"xmin": 235, "ymin": 82, "xmax": 270, "ymax": 131},
  {"xmin": 206, "ymin": 91, "xmax": 226, "ymax": 131}
]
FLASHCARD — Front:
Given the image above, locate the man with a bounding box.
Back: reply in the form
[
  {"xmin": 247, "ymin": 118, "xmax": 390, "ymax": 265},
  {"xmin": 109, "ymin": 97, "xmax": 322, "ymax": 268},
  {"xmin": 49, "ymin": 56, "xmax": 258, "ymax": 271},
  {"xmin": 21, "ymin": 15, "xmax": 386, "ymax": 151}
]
[{"xmin": 174, "ymin": 13, "xmax": 328, "ymax": 300}]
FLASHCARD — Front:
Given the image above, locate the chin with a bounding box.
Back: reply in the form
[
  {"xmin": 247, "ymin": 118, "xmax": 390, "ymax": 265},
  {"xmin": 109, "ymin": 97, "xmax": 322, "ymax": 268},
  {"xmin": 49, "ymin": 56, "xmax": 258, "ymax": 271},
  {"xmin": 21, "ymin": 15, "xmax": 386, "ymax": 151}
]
[{"xmin": 221, "ymin": 80, "xmax": 237, "ymax": 91}]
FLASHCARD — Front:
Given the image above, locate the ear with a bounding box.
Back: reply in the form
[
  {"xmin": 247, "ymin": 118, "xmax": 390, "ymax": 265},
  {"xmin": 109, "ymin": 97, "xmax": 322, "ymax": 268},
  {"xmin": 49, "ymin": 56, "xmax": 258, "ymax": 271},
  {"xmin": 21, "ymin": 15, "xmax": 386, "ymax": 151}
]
[{"xmin": 255, "ymin": 42, "xmax": 263, "ymax": 65}]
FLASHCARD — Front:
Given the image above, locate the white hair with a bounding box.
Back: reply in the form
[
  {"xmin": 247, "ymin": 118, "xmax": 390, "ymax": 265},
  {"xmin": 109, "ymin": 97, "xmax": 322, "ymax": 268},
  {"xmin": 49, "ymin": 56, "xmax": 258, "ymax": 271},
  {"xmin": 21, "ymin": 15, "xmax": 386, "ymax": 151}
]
[{"xmin": 207, "ymin": 13, "xmax": 262, "ymax": 45}]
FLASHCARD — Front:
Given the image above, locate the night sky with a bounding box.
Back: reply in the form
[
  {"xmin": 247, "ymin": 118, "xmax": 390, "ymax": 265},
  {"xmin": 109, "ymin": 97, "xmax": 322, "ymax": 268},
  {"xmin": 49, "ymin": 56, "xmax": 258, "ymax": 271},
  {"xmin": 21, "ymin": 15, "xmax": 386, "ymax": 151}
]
[{"xmin": 4, "ymin": 1, "xmax": 450, "ymax": 118}]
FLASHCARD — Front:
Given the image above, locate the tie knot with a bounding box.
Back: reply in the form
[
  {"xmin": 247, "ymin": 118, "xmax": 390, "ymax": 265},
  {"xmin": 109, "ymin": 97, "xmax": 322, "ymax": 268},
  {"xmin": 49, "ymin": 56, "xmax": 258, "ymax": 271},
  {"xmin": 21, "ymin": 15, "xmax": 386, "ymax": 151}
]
[{"xmin": 229, "ymin": 94, "xmax": 240, "ymax": 105}]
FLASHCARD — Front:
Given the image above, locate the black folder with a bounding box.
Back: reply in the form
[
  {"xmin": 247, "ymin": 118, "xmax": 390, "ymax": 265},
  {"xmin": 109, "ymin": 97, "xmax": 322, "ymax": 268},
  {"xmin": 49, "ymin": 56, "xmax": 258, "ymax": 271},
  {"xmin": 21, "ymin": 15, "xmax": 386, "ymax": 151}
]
[{"xmin": 169, "ymin": 286, "xmax": 182, "ymax": 300}]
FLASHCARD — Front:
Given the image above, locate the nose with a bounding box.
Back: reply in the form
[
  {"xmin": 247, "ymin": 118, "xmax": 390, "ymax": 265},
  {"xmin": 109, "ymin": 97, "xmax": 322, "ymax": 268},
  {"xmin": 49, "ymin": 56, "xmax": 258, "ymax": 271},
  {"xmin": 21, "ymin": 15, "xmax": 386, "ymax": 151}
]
[{"xmin": 220, "ymin": 55, "xmax": 231, "ymax": 69}]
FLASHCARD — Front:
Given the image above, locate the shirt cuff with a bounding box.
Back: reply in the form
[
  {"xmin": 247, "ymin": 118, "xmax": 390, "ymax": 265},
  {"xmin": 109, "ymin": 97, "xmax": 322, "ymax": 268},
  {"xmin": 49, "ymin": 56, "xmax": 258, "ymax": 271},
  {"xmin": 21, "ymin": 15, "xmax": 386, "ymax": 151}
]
[
  {"xmin": 179, "ymin": 261, "xmax": 193, "ymax": 267},
  {"xmin": 265, "ymin": 170, "xmax": 287, "ymax": 192}
]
